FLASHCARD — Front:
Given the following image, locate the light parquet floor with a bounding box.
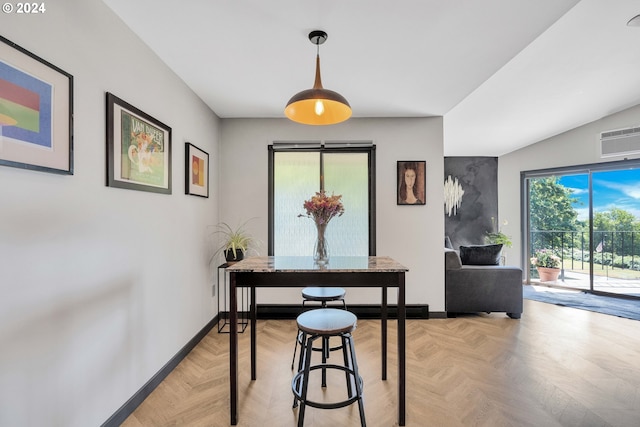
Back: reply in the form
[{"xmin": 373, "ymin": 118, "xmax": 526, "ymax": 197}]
[{"xmin": 121, "ymin": 299, "xmax": 640, "ymax": 426}]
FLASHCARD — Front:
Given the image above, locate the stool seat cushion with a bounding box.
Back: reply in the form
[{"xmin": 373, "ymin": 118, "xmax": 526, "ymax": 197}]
[
  {"xmin": 301, "ymin": 287, "xmax": 346, "ymax": 301},
  {"xmin": 296, "ymin": 308, "xmax": 357, "ymax": 335}
]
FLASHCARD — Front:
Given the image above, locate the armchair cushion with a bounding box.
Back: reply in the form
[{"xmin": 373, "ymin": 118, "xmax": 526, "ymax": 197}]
[{"xmin": 459, "ymin": 244, "xmax": 503, "ymax": 265}]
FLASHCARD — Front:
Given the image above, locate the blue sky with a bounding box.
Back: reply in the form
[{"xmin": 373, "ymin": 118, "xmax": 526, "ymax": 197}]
[{"xmin": 559, "ymin": 169, "xmax": 640, "ymax": 221}]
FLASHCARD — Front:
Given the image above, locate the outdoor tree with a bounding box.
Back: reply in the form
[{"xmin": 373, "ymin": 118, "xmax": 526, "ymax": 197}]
[
  {"xmin": 593, "ymin": 208, "xmax": 640, "ymax": 257},
  {"xmin": 593, "ymin": 208, "xmax": 637, "ymax": 232},
  {"xmin": 529, "ymin": 176, "xmax": 579, "ymax": 251}
]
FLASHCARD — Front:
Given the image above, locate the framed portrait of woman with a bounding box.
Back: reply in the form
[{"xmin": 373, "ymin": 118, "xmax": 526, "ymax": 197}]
[{"xmin": 397, "ymin": 161, "xmax": 426, "ymax": 205}]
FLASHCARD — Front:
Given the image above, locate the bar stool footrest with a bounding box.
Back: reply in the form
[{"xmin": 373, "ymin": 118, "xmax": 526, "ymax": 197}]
[{"xmin": 292, "ymin": 364, "xmax": 364, "ymax": 410}]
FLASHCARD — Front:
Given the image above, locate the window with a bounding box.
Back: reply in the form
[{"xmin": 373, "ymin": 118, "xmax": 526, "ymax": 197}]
[{"xmin": 268, "ymin": 143, "xmax": 376, "ymax": 256}]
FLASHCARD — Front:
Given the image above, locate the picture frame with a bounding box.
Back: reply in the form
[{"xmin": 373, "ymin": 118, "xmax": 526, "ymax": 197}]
[
  {"xmin": 0, "ymin": 35, "xmax": 73, "ymax": 174},
  {"xmin": 106, "ymin": 92, "xmax": 172, "ymax": 194},
  {"xmin": 397, "ymin": 160, "xmax": 426, "ymax": 205},
  {"xmin": 185, "ymin": 142, "xmax": 209, "ymax": 198}
]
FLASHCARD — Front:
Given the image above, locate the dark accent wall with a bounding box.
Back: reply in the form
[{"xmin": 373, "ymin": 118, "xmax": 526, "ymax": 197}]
[{"xmin": 444, "ymin": 157, "xmax": 498, "ymax": 249}]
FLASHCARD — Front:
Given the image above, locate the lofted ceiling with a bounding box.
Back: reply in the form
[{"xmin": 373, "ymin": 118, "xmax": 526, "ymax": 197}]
[{"xmin": 102, "ymin": 0, "xmax": 640, "ymax": 156}]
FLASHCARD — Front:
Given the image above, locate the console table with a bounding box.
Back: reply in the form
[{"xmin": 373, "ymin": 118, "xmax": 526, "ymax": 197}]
[{"xmin": 226, "ymin": 256, "xmax": 409, "ymax": 426}]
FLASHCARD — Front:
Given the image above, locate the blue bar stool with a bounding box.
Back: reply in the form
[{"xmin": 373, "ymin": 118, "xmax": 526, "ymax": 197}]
[{"xmin": 292, "ymin": 308, "xmax": 366, "ymax": 427}]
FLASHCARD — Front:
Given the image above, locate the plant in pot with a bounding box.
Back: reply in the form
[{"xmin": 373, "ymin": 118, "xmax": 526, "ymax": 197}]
[
  {"xmin": 485, "ymin": 218, "xmax": 512, "ymax": 265},
  {"xmin": 485, "ymin": 217, "xmax": 512, "ymax": 248},
  {"xmin": 530, "ymin": 249, "xmax": 561, "ymax": 282},
  {"xmin": 210, "ymin": 219, "xmax": 256, "ymax": 264}
]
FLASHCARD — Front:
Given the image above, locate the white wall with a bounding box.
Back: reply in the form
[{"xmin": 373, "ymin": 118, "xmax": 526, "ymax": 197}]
[
  {"xmin": 499, "ymin": 103, "xmax": 640, "ymax": 268},
  {"xmin": 0, "ymin": 1, "xmax": 220, "ymax": 425},
  {"xmin": 220, "ymin": 117, "xmax": 444, "ymax": 308}
]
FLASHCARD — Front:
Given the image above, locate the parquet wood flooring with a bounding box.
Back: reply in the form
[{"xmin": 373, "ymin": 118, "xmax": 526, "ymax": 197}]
[{"xmin": 121, "ymin": 299, "xmax": 640, "ymax": 426}]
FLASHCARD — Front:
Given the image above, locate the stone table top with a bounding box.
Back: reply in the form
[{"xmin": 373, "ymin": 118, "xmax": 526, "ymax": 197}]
[{"xmin": 225, "ymin": 256, "xmax": 408, "ymax": 273}]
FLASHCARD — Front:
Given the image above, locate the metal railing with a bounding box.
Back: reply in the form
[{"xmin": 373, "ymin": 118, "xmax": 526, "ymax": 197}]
[{"xmin": 530, "ymin": 230, "xmax": 640, "ymax": 271}]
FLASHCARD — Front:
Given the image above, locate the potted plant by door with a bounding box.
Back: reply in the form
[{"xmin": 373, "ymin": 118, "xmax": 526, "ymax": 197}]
[
  {"xmin": 210, "ymin": 219, "xmax": 256, "ymax": 264},
  {"xmin": 530, "ymin": 249, "xmax": 561, "ymax": 282}
]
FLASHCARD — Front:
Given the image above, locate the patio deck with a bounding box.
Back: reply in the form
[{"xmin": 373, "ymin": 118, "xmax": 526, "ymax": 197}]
[{"xmin": 534, "ymin": 270, "xmax": 640, "ymax": 297}]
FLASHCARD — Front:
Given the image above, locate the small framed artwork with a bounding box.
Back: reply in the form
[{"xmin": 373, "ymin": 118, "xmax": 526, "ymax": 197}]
[
  {"xmin": 185, "ymin": 142, "xmax": 209, "ymax": 198},
  {"xmin": 106, "ymin": 92, "xmax": 171, "ymax": 194},
  {"xmin": 0, "ymin": 35, "xmax": 73, "ymax": 174},
  {"xmin": 397, "ymin": 160, "xmax": 426, "ymax": 205}
]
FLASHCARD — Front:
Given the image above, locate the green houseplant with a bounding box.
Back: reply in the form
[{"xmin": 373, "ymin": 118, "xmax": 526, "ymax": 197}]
[
  {"xmin": 485, "ymin": 217, "xmax": 512, "ymax": 248},
  {"xmin": 210, "ymin": 218, "xmax": 257, "ymax": 264}
]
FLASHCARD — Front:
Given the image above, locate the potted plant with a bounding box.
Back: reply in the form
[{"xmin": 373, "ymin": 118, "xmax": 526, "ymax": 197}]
[
  {"xmin": 485, "ymin": 217, "xmax": 512, "ymax": 265},
  {"xmin": 530, "ymin": 249, "xmax": 561, "ymax": 282},
  {"xmin": 485, "ymin": 217, "xmax": 512, "ymax": 248},
  {"xmin": 210, "ymin": 218, "xmax": 257, "ymax": 264}
]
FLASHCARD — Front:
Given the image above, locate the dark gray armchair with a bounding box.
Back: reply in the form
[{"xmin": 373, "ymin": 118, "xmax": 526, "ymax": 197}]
[{"xmin": 445, "ymin": 247, "xmax": 523, "ymax": 319}]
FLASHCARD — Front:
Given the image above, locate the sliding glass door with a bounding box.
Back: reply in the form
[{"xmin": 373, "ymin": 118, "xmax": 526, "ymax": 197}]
[
  {"xmin": 524, "ymin": 160, "xmax": 640, "ymax": 299},
  {"xmin": 591, "ymin": 169, "xmax": 640, "ymax": 297}
]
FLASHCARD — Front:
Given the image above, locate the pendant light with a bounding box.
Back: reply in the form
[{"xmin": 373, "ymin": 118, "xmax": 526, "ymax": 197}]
[{"xmin": 285, "ymin": 30, "xmax": 351, "ymax": 125}]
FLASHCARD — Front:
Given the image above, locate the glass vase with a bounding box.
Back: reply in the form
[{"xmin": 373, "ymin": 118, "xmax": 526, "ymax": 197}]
[{"xmin": 314, "ymin": 222, "xmax": 329, "ymax": 266}]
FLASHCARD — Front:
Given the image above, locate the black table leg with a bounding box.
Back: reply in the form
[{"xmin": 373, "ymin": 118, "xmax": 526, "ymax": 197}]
[
  {"xmin": 251, "ymin": 286, "xmax": 257, "ymax": 380},
  {"xmin": 398, "ymin": 273, "xmax": 406, "ymax": 426},
  {"xmin": 381, "ymin": 286, "xmax": 387, "ymax": 380},
  {"xmin": 229, "ymin": 272, "xmax": 238, "ymax": 425}
]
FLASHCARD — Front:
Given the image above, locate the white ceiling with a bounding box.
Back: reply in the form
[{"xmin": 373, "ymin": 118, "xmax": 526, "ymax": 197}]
[{"xmin": 102, "ymin": 0, "xmax": 640, "ymax": 156}]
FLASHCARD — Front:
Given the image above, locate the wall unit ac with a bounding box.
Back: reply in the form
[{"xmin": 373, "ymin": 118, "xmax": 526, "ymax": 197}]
[{"xmin": 600, "ymin": 126, "xmax": 640, "ymax": 158}]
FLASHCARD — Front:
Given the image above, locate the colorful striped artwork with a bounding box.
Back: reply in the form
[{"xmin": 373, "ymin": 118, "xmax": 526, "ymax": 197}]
[{"xmin": 0, "ymin": 61, "xmax": 52, "ymax": 148}]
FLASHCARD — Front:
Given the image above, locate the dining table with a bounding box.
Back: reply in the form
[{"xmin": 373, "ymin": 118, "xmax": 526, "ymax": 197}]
[{"xmin": 226, "ymin": 255, "xmax": 409, "ymax": 426}]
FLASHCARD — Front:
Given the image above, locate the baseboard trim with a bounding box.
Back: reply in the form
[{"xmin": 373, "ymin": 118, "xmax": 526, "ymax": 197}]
[
  {"xmin": 101, "ymin": 315, "xmax": 219, "ymax": 427},
  {"xmin": 256, "ymin": 304, "xmax": 430, "ymax": 319},
  {"xmin": 428, "ymin": 311, "xmax": 447, "ymax": 319}
]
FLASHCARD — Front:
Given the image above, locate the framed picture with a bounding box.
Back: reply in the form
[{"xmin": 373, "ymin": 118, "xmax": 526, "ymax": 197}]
[
  {"xmin": 185, "ymin": 142, "xmax": 209, "ymax": 198},
  {"xmin": 397, "ymin": 160, "xmax": 426, "ymax": 205},
  {"xmin": 106, "ymin": 92, "xmax": 171, "ymax": 194},
  {"xmin": 0, "ymin": 35, "xmax": 73, "ymax": 174}
]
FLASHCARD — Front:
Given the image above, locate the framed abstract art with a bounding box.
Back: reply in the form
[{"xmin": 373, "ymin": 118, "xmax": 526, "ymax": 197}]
[
  {"xmin": 185, "ymin": 142, "xmax": 209, "ymax": 198},
  {"xmin": 0, "ymin": 35, "xmax": 73, "ymax": 174}
]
